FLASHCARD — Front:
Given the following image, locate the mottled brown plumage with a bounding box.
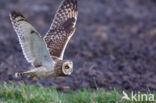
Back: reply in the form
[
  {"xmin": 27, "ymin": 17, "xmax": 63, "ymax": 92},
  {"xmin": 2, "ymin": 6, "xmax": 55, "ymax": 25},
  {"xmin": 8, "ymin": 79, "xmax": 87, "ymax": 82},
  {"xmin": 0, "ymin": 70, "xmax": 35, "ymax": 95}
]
[{"xmin": 44, "ymin": 0, "xmax": 78, "ymax": 59}]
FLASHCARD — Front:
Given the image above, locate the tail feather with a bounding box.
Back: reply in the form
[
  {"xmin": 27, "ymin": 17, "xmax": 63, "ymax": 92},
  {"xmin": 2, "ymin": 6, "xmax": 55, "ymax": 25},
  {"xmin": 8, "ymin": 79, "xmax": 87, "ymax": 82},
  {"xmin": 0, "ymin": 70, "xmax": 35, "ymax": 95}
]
[{"xmin": 14, "ymin": 72, "xmax": 25, "ymax": 78}]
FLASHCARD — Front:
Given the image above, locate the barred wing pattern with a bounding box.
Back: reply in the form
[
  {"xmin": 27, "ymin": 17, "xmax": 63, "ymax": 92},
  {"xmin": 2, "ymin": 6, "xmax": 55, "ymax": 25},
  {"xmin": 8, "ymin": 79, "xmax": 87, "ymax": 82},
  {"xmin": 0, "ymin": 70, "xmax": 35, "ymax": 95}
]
[
  {"xmin": 44, "ymin": 0, "xmax": 78, "ymax": 59},
  {"xmin": 10, "ymin": 11, "xmax": 54, "ymax": 68}
]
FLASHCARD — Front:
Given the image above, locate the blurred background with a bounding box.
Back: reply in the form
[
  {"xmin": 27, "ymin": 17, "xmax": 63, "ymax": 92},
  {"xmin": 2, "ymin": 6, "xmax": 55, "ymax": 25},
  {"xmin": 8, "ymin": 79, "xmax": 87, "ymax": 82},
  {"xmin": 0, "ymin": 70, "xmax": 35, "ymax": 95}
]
[{"xmin": 0, "ymin": 0, "xmax": 155, "ymax": 92}]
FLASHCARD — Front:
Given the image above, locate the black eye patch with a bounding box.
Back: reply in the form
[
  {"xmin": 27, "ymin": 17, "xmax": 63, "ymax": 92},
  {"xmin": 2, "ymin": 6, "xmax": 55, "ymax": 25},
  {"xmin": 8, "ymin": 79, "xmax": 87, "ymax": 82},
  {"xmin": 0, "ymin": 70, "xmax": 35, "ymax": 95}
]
[{"xmin": 65, "ymin": 65, "xmax": 69, "ymax": 69}]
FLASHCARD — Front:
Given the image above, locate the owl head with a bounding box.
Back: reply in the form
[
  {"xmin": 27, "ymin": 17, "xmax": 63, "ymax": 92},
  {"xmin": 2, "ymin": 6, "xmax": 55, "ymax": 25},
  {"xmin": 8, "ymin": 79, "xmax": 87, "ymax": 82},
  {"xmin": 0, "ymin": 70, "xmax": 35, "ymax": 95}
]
[
  {"xmin": 54, "ymin": 60, "xmax": 73, "ymax": 76},
  {"xmin": 62, "ymin": 60, "xmax": 73, "ymax": 76}
]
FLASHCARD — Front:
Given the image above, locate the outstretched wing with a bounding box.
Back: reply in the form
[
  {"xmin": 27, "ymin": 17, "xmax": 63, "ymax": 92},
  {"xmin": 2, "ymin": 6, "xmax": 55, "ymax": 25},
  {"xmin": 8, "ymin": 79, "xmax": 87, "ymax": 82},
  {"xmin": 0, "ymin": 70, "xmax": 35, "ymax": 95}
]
[
  {"xmin": 44, "ymin": 0, "xmax": 78, "ymax": 59},
  {"xmin": 10, "ymin": 11, "xmax": 54, "ymax": 68}
]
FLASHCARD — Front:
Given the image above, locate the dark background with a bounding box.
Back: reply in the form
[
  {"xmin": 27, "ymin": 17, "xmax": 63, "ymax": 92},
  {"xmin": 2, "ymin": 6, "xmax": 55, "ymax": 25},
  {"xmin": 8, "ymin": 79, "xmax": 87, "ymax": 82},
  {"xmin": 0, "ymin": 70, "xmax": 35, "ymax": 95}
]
[{"xmin": 0, "ymin": 0, "xmax": 156, "ymax": 92}]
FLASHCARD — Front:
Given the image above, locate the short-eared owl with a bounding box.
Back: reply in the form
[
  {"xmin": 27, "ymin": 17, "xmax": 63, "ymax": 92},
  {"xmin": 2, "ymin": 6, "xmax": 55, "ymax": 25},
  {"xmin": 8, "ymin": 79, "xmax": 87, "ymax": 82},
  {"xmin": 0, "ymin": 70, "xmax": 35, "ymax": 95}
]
[{"xmin": 10, "ymin": 0, "xmax": 78, "ymax": 78}]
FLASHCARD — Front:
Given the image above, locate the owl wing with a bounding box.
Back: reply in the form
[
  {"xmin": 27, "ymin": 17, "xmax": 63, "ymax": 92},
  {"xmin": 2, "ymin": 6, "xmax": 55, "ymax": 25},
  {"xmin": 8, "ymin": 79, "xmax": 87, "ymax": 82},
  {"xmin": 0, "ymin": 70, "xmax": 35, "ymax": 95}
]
[
  {"xmin": 10, "ymin": 11, "xmax": 54, "ymax": 68},
  {"xmin": 44, "ymin": 0, "xmax": 78, "ymax": 59}
]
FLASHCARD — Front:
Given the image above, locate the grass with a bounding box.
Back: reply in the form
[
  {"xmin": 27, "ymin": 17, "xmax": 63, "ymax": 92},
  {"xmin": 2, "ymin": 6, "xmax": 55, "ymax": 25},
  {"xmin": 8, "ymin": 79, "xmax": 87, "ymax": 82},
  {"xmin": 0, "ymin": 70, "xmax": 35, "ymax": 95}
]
[{"xmin": 0, "ymin": 82, "xmax": 155, "ymax": 103}]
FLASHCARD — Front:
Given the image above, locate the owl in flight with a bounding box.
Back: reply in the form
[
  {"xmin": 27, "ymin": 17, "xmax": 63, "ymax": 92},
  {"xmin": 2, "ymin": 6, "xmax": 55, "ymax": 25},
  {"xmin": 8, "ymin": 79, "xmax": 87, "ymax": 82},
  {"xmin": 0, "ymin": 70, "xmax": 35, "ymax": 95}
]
[{"xmin": 10, "ymin": 0, "xmax": 78, "ymax": 79}]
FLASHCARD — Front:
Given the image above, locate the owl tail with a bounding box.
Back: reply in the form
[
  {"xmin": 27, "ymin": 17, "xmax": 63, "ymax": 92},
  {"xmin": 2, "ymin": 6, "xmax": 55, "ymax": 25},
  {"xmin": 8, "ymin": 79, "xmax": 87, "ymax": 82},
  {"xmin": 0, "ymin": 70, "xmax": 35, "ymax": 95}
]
[{"xmin": 14, "ymin": 72, "xmax": 24, "ymax": 78}]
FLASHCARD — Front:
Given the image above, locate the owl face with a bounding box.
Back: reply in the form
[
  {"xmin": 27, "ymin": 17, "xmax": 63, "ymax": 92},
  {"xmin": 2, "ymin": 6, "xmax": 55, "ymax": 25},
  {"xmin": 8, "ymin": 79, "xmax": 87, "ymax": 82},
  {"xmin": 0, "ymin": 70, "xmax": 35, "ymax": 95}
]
[{"xmin": 62, "ymin": 60, "xmax": 73, "ymax": 76}]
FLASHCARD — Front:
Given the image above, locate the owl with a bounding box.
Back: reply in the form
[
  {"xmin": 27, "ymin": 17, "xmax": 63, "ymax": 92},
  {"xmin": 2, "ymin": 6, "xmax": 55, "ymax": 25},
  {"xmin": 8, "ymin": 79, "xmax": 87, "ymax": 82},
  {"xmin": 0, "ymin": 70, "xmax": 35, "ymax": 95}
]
[{"xmin": 10, "ymin": 0, "xmax": 78, "ymax": 79}]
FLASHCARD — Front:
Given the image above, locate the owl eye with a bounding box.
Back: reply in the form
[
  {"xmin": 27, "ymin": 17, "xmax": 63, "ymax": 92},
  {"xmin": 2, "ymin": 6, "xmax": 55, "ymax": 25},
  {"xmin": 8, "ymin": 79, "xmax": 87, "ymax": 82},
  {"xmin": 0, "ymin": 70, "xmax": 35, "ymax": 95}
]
[{"xmin": 65, "ymin": 65, "xmax": 69, "ymax": 69}]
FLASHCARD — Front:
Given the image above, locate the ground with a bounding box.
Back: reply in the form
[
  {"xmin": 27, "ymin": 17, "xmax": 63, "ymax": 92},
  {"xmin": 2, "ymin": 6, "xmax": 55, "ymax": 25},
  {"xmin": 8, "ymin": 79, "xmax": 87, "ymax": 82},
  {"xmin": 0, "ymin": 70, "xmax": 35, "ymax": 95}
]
[
  {"xmin": 0, "ymin": 0, "xmax": 156, "ymax": 92},
  {"xmin": 1, "ymin": 83, "xmax": 155, "ymax": 103}
]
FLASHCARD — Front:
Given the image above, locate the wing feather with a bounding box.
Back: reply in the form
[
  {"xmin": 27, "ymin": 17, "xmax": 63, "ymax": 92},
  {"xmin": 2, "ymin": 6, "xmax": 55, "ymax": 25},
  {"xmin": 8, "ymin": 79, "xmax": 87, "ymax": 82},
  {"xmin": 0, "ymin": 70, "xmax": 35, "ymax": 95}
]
[
  {"xmin": 10, "ymin": 11, "xmax": 54, "ymax": 68},
  {"xmin": 44, "ymin": 0, "xmax": 78, "ymax": 59}
]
